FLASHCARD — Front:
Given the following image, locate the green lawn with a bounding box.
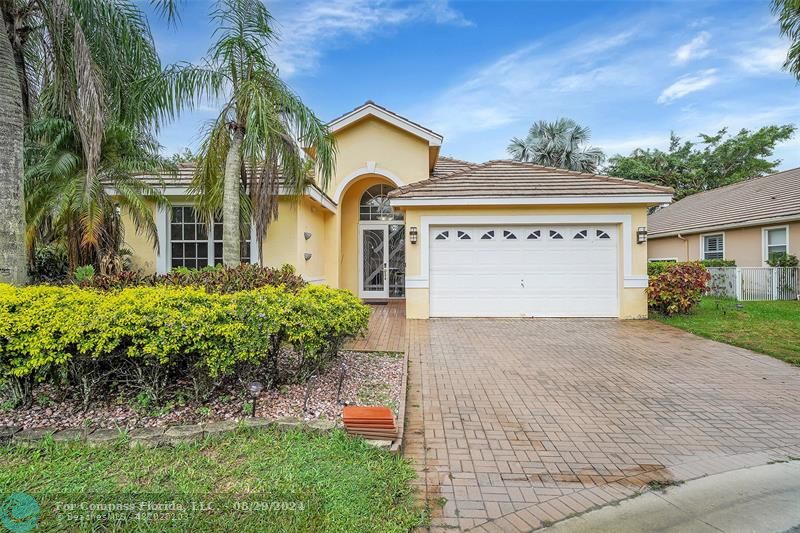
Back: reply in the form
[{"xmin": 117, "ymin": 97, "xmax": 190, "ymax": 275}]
[
  {"xmin": 0, "ymin": 428, "xmax": 427, "ymax": 532},
  {"xmin": 653, "ymin": 298, "xmax": 800, "ymax": 366}
]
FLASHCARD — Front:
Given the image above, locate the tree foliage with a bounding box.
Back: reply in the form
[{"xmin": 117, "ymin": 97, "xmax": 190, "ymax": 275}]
[
  {"xmin": 2, "ymin": 0, "xmax": 188, "ymax": 271},
  {"xmin": 772, "ymin": 0, "xmax": 800, "ymax": 79},
  {"xmin": 508, "ymin": 118, "xmax": 605, "ymax": 173},
  {"xmin": 605, "ymin": 125, "xmax": 795, "ymax": 199},
  {"xmin": 181, "ymin": 0, "xmax": 337, "ymax": 264}
]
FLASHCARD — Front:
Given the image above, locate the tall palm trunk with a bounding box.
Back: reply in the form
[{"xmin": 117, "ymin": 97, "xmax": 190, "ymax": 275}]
[
  {"xmin": 0, "ymin": 28, "xmax": 27, "ymax": 285},
  {"xmin": 222, "ymin": 125, "xmax": 243, "ymax": 265}
]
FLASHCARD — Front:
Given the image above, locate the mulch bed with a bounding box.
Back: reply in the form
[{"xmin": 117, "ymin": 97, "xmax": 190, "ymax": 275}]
[{"xmin": 0, "ymin": 351, "xmax": 403, "ymax": 431}]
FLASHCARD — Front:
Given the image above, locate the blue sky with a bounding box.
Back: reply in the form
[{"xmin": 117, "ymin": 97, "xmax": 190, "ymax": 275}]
[{"xmin": 147, "ymin": 0, "xmax": 800, "ymax": 169}]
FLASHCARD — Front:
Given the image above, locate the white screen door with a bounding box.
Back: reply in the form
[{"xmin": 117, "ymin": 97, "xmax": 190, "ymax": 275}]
[{"xmin": 359, "ymin": 224, "xmax": 389, "ymax": 298}]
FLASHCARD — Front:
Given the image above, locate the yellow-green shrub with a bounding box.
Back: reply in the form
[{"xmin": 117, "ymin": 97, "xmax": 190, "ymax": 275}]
[{"xmin": 0, "ymin": 283, "xmax": 369, "ymax": 406}]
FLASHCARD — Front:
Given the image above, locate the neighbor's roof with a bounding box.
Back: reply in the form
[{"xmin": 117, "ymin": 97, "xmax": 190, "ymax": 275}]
[
  {"xmin": 390, "ymin": 159, "xmax": 673, "ymax": 201},
  {"xmin": 648, "ymin": 168, "xmax": 800, "ymax": 237}
]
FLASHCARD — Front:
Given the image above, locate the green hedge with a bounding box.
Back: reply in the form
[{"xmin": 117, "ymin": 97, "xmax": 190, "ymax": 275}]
[
  {"xmin": 78, "ymin": 264, "xmax": 307, "ymax": 293},
  {"xmin": 648, "ymin": 259, "xmax": 735, "ymax": 277},
  {"xmin": 0, "ymin": 283, "xmax": 369, "ymax": 407}
]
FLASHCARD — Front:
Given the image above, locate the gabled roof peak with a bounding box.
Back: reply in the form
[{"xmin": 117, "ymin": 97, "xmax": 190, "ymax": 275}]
[{"xmin": 327, "ymin": 101, "xmax": 443, "ymax": 146}]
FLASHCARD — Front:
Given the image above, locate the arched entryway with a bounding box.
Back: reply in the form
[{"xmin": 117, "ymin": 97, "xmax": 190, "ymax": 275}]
[{"xmin": 358, "ymin": 184, "xmax": 405, "ymax": 298}]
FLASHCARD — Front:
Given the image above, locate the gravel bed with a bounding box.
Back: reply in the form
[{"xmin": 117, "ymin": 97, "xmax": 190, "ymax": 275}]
[{"xmin": 0, "ymin": 351, "xmax": 404, "ymax": 430}]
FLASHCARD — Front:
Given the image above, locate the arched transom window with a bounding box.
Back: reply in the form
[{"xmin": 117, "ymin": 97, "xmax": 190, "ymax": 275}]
[{"xmin": 359, "ymin": 184, "xmax": 404, "ymax": 221}]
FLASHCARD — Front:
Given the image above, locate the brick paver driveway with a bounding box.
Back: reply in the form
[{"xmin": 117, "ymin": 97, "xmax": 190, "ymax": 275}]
[{"xmin": 402, "ymin": 318, "xmax": 800, "ymax": 532}]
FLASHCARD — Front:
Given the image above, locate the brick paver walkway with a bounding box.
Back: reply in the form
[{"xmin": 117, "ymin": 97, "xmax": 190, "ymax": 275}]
[
  {"xmin": 402, "ymin": 318, "xmax": 800, "ymax": 532},
  {"xmin": 345, "ymin": 301, "xmax": 406, "ymax": 353}
]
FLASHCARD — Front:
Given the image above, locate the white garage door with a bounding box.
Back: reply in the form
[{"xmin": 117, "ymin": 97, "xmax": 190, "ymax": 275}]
[{"xmin": 429, "ymin": 225, "xmax": 619, "ymax": 317}]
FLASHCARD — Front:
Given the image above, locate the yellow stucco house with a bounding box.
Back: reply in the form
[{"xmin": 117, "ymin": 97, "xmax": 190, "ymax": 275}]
[{"xmin": 121, "ymin": 102, "xmax": 673, "ymax": 319}]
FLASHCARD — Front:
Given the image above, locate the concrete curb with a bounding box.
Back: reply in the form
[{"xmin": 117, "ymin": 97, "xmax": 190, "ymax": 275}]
[{"xmin": 0, "ymin": 416, "xmax": 401, "ymax": 449}]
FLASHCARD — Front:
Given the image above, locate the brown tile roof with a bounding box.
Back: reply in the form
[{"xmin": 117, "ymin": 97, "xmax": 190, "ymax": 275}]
[
  {"xmin": 430, "ymin": 156, "xmax": 478, "ymax": 179},
  {"xmin": 648, "ymin": 168, "xmax": 800, "ymax": 237},
  {"xmin": 390, "ymin": 159, "xmax": 673, "ymax": 200},
  {"xmin": 132, "ymin": 163, "xmax": 195, "ymax": 187},
  {"xmin": 127, "ymin": 163, "xmax": 334, "ymax": 204}
]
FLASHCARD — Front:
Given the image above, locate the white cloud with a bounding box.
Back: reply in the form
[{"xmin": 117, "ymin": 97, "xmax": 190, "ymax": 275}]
[
  {"xmin": 417, "ymin": 26, "xmax": 648, "ymax": 139},
  {"xmin": 657, "ymin": 69, "xmax": 719, "ymax": 104},
  {"xmin": 673, "ymin": 31, "xmax": 711, "ymax": 64},
  {"xmin": 734, "ymin": 43, "xmax": 787, "ymax": 74},
  {"xmin": 270, "ymin": 0, "xmax": 471, "ymax": 77}
]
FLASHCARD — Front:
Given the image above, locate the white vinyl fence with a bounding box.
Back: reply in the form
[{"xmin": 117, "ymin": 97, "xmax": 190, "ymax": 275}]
[{"xmin": 707, "ymin": 267, "xmax": 800, "ymax": 301}]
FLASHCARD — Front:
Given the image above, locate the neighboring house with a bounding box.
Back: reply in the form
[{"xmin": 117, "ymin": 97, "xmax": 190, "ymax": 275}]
[
  {"xmin": 648, "ymin": 168, "xmax": 800, "ymax": 266},
  {"xmin": 116, "ymin": 102, "xmax": 672, "ymax": 319}
]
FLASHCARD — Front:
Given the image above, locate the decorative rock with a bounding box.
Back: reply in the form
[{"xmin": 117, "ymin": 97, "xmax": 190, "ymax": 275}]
[
  {"xmin": 0, "ymin": 426, "xmax": 21, "ymax": 444},
  {"xmin": 365, "ymin": 439, "xmax": 392, "ymax": 450},
  {"xmin": 241, "ymin": 417, "xmax": 274, "ymax": 429},
  {"xmin": 87, "ymin": 428, "xmax": 122, "ymax": 446},
  {"xmin": 13, "ymin": 428, "xmax": 54, "ymax": 445},
  {"xmin": 52, "ymin": 429, "xmax": 85, "ymax": 443},
  {"xmin": 204, "ymin": 420, "xmax": 238, "ymax": 437},
  {"xmin": 129, "ymin": 427, "xmax": 167, "ymax": 448},
  {"xmin": 163, "ymin": 424, "xmax": 204, "ymax": 444},
  {"xmin": 273, "ymin": 416, "xmax": 303, "ymax": 432},
  {"xmin": 306, "ymin": 419, "xmax": 336, "ymax": 433}
]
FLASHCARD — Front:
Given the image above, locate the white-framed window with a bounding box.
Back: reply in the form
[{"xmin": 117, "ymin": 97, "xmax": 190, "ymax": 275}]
[
  {"xmin": 763, "ymin": 226, "xmax": 789, "ymax": 263},
  {"xmin": 169, "ymin": 206, "xmax": 251, "ymax": 269},
  {"xmin": 701, "ymin": 233, "xmax": 724, "ymax": 260}
]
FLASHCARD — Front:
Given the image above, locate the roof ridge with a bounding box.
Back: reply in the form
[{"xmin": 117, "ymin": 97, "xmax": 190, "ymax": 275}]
[
  {"xmin": 390, "ymin": 160, "xmax": 493, "ymax": 197},
  {"xmin": 437, "ymin": 155, "xmax": 476, "ymax": 165},
  {"xmin": 498, "ymin": 159, "xmax": 673, "ymax": 194},
  {"xmin": 675, "ymin": 168, "xmax": 796, "ymax": 204}
]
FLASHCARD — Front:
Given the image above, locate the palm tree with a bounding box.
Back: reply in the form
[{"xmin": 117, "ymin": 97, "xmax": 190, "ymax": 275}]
[
  {"xmin": 508, "ymin": 118, "xmax": 605, "ymax": 173},
  {"xmin": 24, "ymin": 117, "xmax": 170, "ymax": 270},
  {"xmin": 773, "ymin": 0, "xmax": 800, "ymax": 79},
  {"xmin": 186, "ymin": 0, "xmax": 336, "ymax": 265},
  {"xmin": 1, "ymin": 0, "xmax": 184, "ymax": 277}
]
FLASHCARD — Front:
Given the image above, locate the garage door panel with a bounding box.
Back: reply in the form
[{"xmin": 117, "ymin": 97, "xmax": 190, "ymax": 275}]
[{"xmin": 429, "ymin": 224, "xmax": 619, "ymax": 318}]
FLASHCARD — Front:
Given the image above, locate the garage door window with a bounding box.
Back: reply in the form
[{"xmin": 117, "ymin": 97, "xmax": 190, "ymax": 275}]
[
  {"xmin": 527, "ymin": 230, "xmax": 540, "ymax": 240},
  {"xmin": 457, "ymin": 230, "xmax": 471, "ymax": 240},
  {"xmin": 549, "ymin": 230, "xmax": 564, "ymax": 240},
  {"xmin": 573, "ymin": 229, "xmax": 588, "ymax": 239},
  {"xmin": 503, "ymin": 230, "xmax": 517, "ymax": 240},
  {"xmin": 596, "ymin": 230, "xmax": 611, "ymax": 239},
  {"xmin": 481, "ymin": 230, "xmax": 495, "ymax": 240},
  {"xmin": 435, "ymin": 230, "xmax": 449, "ymax": 240}
]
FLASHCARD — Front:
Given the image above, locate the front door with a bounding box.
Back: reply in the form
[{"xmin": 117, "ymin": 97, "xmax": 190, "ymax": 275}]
[{"xmin": 359, "ymin": 223, "xmax": 405, "ymax": 299}]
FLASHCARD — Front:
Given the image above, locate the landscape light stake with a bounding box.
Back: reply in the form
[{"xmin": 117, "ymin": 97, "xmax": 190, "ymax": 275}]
[
  {"xmin": 303, "ymin": 374, "xmax": 317, "ymax": 413},
  {"xmin": 247, "ymin": 381, "xmax": 263, "ymax": 417},
  {"xmin": 336, "ymin": 363, "xmax": 349, "ymax": 405}
]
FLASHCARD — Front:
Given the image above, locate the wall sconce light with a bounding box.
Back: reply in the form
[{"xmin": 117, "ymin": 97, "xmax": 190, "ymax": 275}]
[
  {"xmin": 637, "ymin": 226, "xmax": 648, "ymax": 244},
  {"xmin": 304, "ymin": 232, "xmax": 312, "ymax": 240},
  {"xmin": 409, "ymin": 226, "xmax": 418, "ymax": 244},
  {"xmin": 304, "ymin": 252, "xmax": 312, "ymax": 261}
]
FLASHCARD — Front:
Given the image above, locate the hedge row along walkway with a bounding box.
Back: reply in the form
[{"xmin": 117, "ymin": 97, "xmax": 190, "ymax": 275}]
[{"xmin": 401, "ymin": 317, "xmax": 800, "ymax": 532}]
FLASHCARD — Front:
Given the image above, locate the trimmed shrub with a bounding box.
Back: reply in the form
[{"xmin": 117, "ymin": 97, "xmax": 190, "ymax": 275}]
[
  {"xmin": 0, "ymin": 283, "xmax": 369, "ymax": 407},
  {"xmin": 700, "ymin": 259, "xmax": 736, "ymax": 268},
  {"xmin": 79, "ymin": 263, "xmax": 306, "ymax": 293},
  {"xmin": 648, "ymin": 259, "xmax": 735, "ymax": 277},
  {"xmin": 647, "ymin": 262, "xmax": 710, "ymax": 316},
  {"xmin": 767, "ymin": 253, "xmax": 799, "ymax": 267}
]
